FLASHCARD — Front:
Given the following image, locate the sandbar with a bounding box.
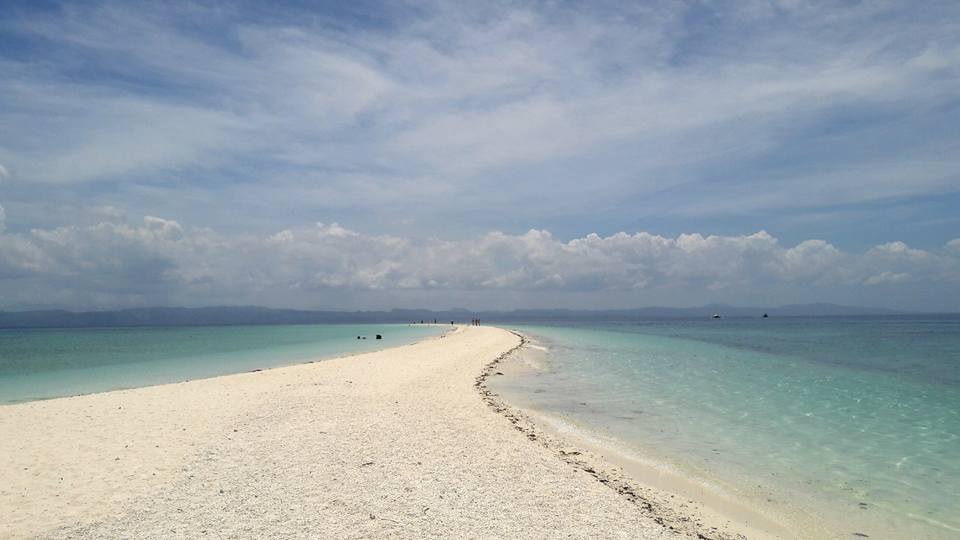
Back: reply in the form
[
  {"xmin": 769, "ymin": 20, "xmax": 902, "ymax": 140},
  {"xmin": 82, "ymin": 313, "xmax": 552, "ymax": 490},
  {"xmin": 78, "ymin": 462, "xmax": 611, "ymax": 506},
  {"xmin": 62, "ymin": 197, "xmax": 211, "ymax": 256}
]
[{"xmin": 1, "ymin": 325, "xmax": 770, "ymax": 538}]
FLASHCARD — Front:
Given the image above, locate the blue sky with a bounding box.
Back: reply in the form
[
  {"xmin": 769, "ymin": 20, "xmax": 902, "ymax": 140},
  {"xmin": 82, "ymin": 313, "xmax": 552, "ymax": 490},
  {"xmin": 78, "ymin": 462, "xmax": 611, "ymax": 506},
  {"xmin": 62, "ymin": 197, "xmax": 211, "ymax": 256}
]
[{"xmin": 0, "ymin": 1, "xmax": 958, "ymax": 311}]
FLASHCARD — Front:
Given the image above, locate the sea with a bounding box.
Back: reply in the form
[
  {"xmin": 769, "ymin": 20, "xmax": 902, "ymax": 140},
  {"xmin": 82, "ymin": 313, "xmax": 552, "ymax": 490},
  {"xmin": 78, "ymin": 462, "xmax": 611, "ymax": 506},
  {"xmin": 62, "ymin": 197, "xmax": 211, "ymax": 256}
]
[
  {"xmin": 2, "ymin": 317, "xmax": 956, "ymax": 538},
  {"xmin": 0, "ymin": 324, "xmax": 445, "ymax": 404},
  {"xmin": 488, "ymin": 316, "xmax": 960, "ymax": 540}
]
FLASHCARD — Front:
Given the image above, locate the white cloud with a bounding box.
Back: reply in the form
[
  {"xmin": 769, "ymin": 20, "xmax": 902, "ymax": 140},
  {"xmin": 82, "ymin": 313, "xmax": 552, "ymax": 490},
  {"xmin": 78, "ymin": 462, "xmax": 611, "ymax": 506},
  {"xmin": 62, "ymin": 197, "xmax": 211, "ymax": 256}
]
[
  {"xmin": 1, "ymin": 95, "xmax": 243, "ymax": 184},
  {"xmin": 864, "ymin": 272, "xmax": 912, "ymax": 286},
  {"xmin": 0, "ymin": 0, "xmax": 956, "ymax": 222},
  {"xmin": 0, "ymin": 218, "xmax": 957, "ymax": 309},
  {"xmin": 0, "ymin": 2, "xmax": 958, "ymax": 308}
]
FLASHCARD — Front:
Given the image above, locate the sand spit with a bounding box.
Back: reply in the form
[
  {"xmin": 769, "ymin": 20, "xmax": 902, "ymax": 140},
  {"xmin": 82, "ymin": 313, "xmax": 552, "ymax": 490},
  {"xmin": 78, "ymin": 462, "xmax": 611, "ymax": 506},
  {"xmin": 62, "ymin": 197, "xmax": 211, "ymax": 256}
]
[{"xmin": 2, "ymin": 326, "xmax": 681, "ymax": 539}]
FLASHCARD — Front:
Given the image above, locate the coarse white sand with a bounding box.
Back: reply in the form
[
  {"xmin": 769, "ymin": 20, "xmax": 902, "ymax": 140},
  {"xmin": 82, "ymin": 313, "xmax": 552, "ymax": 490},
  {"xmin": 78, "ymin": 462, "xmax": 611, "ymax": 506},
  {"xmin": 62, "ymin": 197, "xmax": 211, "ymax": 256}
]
[{"xmin": 0, "ymin": 326, "xmax": 688, "ymax": 539}]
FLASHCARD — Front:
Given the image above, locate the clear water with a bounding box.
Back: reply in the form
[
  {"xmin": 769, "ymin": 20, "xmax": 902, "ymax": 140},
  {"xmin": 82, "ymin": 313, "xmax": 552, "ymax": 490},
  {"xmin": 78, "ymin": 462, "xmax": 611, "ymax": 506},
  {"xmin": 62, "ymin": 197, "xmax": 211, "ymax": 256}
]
[
  {"xmin": 490, "ymin": 317, "xmax": 960, "ymax": 539},
  {"xmin": 0, "ymin": 324, "xmax": 445, "ymax": 404}
]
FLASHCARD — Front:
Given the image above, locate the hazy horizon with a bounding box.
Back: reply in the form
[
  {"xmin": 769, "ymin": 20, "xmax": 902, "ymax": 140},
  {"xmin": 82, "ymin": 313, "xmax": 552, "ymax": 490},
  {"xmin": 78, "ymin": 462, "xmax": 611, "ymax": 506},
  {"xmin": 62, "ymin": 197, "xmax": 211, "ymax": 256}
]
[
  {"xmin": 1, "ymin": 1, "xmax": 959, "ymax": 312},
  {"xmin": 0, "ymin": 301, "xmax": 938, "ymax": 316}
]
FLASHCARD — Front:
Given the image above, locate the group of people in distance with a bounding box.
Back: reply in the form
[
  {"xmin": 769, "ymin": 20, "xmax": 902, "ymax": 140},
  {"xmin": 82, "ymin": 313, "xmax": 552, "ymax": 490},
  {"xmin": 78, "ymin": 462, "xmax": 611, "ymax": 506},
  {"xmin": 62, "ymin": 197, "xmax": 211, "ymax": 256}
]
[{"xmin": 470, "ymin": 318, "xmax": 481, "ymax": 326}]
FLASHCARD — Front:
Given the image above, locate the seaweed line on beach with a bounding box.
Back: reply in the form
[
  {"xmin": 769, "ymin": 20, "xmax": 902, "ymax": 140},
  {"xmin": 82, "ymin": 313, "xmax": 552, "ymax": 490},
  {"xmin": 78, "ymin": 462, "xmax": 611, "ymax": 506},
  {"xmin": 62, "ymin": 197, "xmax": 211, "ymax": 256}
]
[{"xmin": 474, "ymin": 329, "xmax": 745, "ymax": 540}]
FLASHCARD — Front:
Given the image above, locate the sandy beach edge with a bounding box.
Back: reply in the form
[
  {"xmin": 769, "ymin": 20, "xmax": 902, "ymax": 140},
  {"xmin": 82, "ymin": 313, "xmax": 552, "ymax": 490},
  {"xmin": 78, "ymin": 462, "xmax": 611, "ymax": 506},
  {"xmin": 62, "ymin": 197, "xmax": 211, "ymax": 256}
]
[
  {"xmin": 3, "ymin": 324, "xmax": 797, "ymax": 539},
  {"xmin": 4, "ymin": 325, "xmax": 680, "ymax": 539},
  {"xmin": 476, "ymin": 329, "xmax": 812, "ymax": 540},
  {"xmin": 0, "ymin": 324, "xmax": 454, "ymax": 406}
]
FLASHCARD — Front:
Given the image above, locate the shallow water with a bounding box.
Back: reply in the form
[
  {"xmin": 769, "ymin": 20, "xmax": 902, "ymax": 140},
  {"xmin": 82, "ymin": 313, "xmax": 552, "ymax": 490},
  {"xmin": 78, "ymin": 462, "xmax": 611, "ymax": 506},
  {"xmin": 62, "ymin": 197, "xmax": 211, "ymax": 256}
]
[
  {"xmin": 490, "ymin": 317, "xmax": 960, "ymax": 539},
  {"xmin": 0, "ymin": 324, "xmax": 445, "ymax": 404}
]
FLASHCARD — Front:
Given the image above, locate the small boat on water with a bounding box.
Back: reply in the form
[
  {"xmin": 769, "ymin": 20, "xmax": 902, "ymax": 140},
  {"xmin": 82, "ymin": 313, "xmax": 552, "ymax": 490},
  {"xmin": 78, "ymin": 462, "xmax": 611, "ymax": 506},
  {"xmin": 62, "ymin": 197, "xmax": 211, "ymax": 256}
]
[{"xmin": 712, "ymin": 313, "xmax": 721, "ymax": 319}]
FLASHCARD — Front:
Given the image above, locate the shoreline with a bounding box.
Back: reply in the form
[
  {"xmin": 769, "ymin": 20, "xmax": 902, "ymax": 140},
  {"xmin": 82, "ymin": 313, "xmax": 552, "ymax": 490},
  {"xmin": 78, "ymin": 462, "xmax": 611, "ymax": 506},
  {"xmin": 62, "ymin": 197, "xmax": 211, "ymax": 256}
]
[
  {"xmin": 0, "ymin": 323, "xmax": 448, "ymax": 406},
  {"xmin": 476, "ymin": 330, "xmax": 799, "ymax": 540},
  {"xmin": 481, "ymin": 325, "xmax": 960, "ymax": 540},
  {"xmin": 1, "ymin": 325, "xmax": 679, "ymax": 538},
  {"xmin": 0, "ymin": 324, "xmax": 808, "ymax": 539}
]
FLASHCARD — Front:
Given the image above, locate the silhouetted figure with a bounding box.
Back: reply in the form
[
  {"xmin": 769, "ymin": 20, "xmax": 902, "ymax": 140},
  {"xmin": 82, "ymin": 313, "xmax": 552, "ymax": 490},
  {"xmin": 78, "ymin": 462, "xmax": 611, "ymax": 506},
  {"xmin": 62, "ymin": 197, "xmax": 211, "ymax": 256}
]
[{"xmin": 376, "ymin": 334, "xmax": 382, "ymax": 340}]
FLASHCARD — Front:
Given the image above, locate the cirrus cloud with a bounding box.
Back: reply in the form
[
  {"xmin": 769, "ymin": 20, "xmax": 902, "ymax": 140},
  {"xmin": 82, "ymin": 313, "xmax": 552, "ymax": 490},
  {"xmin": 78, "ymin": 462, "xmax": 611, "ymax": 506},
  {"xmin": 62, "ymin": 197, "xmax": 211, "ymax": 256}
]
[
  {"xmin": 1, "ymin": 1, "xmax": 959, "ymax": 311},
  {"xmin": 0, "ymin": 1, "xmax": 958, "ymax": 244}
]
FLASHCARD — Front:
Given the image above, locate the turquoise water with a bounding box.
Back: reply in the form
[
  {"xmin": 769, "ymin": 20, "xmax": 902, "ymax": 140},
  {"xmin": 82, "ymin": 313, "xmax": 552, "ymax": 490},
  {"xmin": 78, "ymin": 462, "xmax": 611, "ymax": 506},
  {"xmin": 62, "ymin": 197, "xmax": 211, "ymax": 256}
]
[
  {"xmin": 0, "ymin": 324, "xmax": 445, "ymax": 404},
  {"xmin": 491, "ymin": 317, "xmax": 960, "ymax": 539}
]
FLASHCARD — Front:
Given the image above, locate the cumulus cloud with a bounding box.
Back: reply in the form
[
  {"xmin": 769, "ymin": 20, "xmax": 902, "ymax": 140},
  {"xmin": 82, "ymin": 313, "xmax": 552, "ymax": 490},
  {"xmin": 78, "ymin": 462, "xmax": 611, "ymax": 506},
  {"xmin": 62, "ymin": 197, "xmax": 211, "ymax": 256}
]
[
  {"xmin": 0, "ymin": 3, "xmax": 958, "ymax": 308},
  {"xmin": 864, "ymin": 272, "xmax": 912, "ymax": 286},
  {"xmin": 0, "ymin": 218, "xmax": 958, "ymax": 309}
]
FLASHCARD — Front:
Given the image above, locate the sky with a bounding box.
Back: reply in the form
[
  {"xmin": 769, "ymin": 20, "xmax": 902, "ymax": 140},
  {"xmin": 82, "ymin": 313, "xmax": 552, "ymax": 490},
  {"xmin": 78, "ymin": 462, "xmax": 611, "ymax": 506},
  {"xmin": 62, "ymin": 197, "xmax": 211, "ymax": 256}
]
[{"xmin": 0, "ymin": 0, "xmax": 958, "ymax": 312}]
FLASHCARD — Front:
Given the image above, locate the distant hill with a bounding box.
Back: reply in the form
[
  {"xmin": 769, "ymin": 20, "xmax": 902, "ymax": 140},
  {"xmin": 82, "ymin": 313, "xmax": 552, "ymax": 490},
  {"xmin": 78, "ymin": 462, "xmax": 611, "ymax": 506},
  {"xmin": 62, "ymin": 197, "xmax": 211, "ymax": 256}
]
[
  {"xmin": 476, "ymin": 303, "xmax": 908, "ymax": 321},
  {"xmin": 0, "ymin": 303, "xmax": 920, "ymax": 329},
  {"xmin": 0, "ymin": 306, "xmax": 456, "ymax": 329}
]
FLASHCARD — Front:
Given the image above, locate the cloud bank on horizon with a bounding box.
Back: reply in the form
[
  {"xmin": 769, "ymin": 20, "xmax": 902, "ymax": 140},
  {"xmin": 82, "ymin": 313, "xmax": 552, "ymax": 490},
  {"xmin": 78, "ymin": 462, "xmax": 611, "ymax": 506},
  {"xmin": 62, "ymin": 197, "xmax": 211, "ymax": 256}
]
[
  {"xmin": 0, "ymin": 218, "xmax": 957, "ymax": 311},
  {"xmin": 0, "ymin": 1, "xmax": 958, "ymax": 311}
]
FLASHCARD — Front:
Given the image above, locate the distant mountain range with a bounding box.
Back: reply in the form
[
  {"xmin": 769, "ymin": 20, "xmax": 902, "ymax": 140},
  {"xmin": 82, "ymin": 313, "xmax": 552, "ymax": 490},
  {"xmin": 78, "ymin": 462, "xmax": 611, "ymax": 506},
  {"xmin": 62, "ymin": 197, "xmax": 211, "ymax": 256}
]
[{"xmin": 0, "ymin": 303, "xmax": 927, "ymax": 329}]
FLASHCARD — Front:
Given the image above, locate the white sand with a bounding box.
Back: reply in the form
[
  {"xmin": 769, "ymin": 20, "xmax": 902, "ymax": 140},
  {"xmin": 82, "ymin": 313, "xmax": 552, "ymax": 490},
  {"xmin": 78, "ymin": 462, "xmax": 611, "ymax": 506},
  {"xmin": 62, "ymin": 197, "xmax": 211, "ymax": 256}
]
[{"xmin": 0, "ymin": 326, "xmax": 687, "ymax": 539}]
